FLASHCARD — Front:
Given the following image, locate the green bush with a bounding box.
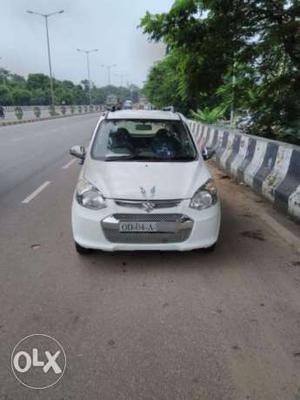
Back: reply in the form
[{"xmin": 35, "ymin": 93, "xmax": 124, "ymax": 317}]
[
  {"xmin": 49, "ymin": 105, "xmax": 56, "ymax": 117},
  {"xmin": 33, "ymin": 106, "xmax": 41, "ymax": 118},
  {"xmin": 14, "ymin": 106, "xmax": 23, "ymax": 120},
  {"xmin": 60, "ymin": 105, "xmax": 66, "ymax": 115},
  {"xmin": 191, "ymin": 106, "xmax": 228, "ymax": 124}
]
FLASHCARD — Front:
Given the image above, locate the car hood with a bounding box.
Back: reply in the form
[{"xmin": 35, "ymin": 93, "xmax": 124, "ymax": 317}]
[{"xmin": 83, "ymin": 158, "xmax": 211, "ymax": 200}]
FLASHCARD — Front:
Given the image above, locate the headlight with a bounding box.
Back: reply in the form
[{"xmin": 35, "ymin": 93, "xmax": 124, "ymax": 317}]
[
  {"xmin": 190, "ymin": 179, "xmax": 218, "ymax": 210},
  {"xmin": 76, "ymin": 178, "xmax": 107, "ymax": 210}
]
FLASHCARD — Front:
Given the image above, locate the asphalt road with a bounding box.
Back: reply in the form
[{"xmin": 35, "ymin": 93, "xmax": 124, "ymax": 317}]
[
  {"xmin": 0, "ymin": 113, "xmax": 96, "ymax": 197},
  {"xmin": 0, "ymin": 115, "xmax": 300, "ymax": 400}
]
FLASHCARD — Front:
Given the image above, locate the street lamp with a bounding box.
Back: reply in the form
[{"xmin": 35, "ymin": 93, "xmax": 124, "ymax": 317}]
[
  {"xmin": 230, "ymin": 59, "xmax": 237, "ymax": 128},
  {"xmin": 77, "ymin": 49, "xmax": 98, "ymax": 106},
  {"xmin": 114, "ymin": 73, "xmax": 128, "ymax": 87},
  {"xmin": 101, "ymin": 64, "xmax": 116, "ymax": 86},
  {"xmin": 26, "ymin": 9, "xmax": 64, "ymax": 107}
]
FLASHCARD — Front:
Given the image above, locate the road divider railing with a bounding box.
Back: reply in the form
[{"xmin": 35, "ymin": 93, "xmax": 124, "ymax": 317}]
[
  {"xmin": 189, "ymin": 121, "xmax": 300, "ymax": 221},
  {"xmin": 0, "ymin": 105, "xmax": 103, "ymax": 127}
]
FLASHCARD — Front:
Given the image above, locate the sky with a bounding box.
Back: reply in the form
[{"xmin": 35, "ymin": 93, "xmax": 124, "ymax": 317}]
[{"xmin": 0, "ymin": 0, "xmax": 174, "ymax": 87}]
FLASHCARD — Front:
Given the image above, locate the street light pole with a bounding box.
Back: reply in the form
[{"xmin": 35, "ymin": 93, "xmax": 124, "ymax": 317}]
[
  {"xmin": 45, "ymin": 16, "xmax": 54, "ymax": 107},
  {"xmin": 114, "ymin": 73, "xmax": 128, "ymax": 87},
  {"xmin": 77, "ymin": 49, "xmax": 98, "ymax": 106},
  {"xmin": 230, "ymin": 56, "xmax": 237, "ymax": 128},
  {"xmin": 101, "ymin": 64, "xmax": 116, "ymax": 86},
  {"xmin": 26, "ymin": 9, "xmax": 64, "ymax": 107}
]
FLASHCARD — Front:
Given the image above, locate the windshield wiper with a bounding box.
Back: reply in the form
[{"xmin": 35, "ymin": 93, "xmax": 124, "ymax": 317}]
[
  {"xmin": 167, "ymin": 156, "xmax": 196, "ymax": 162},
  {"xmin": 105, "ymin": 154, "xmax": 162, "ymax": 162},
  {"xmin": 105, "ymin": 154, "xmax": 138, "ymax": 161},
  {"xmin": 105, "ymin": 155, "xmax": 196, "ymax": 162}
]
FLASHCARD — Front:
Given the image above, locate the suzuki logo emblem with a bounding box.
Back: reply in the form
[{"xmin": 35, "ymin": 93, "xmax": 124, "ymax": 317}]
[
  {"xmin": 142, "ymin": 201, "xmax": 155, "ymax": 213},
  {"xmin": 139, "ymin": 186, "xmax": 156, "ymax": 213}
]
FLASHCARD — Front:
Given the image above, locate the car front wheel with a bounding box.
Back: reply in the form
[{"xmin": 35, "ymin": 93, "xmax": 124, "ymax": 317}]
[
  {"xmin": 75, "ymin": 242, "xmax": 91, "ymax": 255},
  {"xmin": 203, "ymin": 243, "xmax": 217, "ymax": 253}
]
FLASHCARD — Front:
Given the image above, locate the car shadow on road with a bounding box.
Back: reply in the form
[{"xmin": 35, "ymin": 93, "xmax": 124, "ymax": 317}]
[{"xmin": 73, "ymin": 242, "xmax": 230, "ymax": 276}]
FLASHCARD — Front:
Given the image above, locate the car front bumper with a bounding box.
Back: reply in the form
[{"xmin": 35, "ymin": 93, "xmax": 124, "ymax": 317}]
[{"xmin": 72, "ymin": 197, "xmax": 221, "ymax": 251}]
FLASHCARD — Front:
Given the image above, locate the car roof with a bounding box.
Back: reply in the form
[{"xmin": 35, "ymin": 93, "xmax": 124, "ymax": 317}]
[{"xmin": 106, "ymin": 110, "xmax": 181, "ymax": 121}]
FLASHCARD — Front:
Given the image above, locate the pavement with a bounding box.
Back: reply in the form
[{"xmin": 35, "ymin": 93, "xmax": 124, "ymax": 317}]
[{"xmin": 0, "ymin": 114, "xmax": 300, "ymax": 400}]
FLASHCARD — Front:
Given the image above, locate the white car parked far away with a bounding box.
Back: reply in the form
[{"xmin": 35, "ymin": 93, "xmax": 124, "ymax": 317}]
[{"xmin": 70, "ymin": 110, "xmax": 221, "ymax": 254}]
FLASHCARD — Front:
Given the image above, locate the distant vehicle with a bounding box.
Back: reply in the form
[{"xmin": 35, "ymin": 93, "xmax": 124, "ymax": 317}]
[
  {"xmin": 143, "ymin": 103, "xmax": 153, "ymax": 110},
  {"xmin": 105, "ymin": 94, "xmax": 118, "ymax": 111},
  {"xmin": 70, "ymin": 109, "xmax": 221, "ymax": 254},
  {"xmin": 123, "ymin": 99, "xmax": 133, "ymax": 110}
]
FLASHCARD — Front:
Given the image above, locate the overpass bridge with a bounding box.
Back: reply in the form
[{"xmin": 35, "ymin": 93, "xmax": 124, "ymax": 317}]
[{"xmin": 0, "ymin": 114, "xmax": 299, "ymax": 400}]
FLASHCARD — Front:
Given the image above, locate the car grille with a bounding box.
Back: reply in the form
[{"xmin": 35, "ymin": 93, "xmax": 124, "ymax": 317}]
[
  {"xmin": 101, "ymin": 214, "xmax": 193, "ymax": 244},
  {"xmin": 115, "ymin": 199, "xmax": 181, "ymax": 210}
]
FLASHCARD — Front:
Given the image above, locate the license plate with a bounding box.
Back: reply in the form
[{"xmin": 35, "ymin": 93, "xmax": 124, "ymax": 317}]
[{"xmin": 119, "ymin": 221, "xmax": 158, "ymax": 233}]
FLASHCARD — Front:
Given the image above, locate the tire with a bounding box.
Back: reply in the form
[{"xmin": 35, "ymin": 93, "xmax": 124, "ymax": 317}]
[
  {"xmin": 203, "ymin": 243, "xmax": 217, "ymax": 253},
  {"xmin": 75, "ymin": 242, "xmax": 91, "ymax": 255}
]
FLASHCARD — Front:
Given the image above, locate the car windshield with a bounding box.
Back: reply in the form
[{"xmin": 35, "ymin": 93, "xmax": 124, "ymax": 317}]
[{"xmin": 91, "ymin": 119, "xmax": 197, "ymax": 162}]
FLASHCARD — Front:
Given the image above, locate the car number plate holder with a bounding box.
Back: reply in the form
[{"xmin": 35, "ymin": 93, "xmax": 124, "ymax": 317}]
[{"xmin": 119, "ymin": 221, "xmax": 158, "ymax": 233}]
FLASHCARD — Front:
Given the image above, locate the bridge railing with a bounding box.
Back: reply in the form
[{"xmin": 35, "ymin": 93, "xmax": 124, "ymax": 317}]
[
  {"xmin": 189, "ymin": 120, "xmax": 300, "ymax": 221},
  {"xmin": 0, "ymin": 105, "xmax": 104, "ymax": 124}
]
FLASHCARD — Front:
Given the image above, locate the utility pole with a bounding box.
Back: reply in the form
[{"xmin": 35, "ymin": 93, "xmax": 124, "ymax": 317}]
[
  {"xmin": 101, "ymin": 64, "xmax": 116, "ymax": 86},
  {"xmin": 27, "ymin": 9, "xmax": 64, "ymax": 107},
  {"xmin": 114, "ymin": 73, "xmax": 128, "ymax": 87},
  {"xmin": 230, "ymin": 59, "xmax": 237, "ymax": 128},
  {"xmin": 77, "ymin": 49, "xmax": 98, "ymax": 106}
]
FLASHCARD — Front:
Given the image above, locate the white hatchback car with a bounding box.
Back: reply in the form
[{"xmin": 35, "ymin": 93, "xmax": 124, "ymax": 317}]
[{"xmin": 70, "ymin": 110, "xmax": 221, "ymax": 254}]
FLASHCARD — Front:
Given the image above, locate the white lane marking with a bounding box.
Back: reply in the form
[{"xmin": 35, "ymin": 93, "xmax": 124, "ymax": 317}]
[
  {"xmin": 62, "ymin": 159, "xmax": 76, "ymax": 169},
  {"xmin": 22, "ymin": 181, "xmax": 51, "ymax": 204}
]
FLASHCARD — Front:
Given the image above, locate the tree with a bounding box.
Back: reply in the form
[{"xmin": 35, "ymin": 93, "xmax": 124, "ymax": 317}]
[
  {"xmin": 80, "ymin": 79, "xmax": 90, "ymax": 92},
  {"xmin": 0, "ymin": 67, "xmax": 141, "ymax": 108},
  {"xmin": 143, "ymin": 53, "xmax": 183, "ymax": 110},
  {"xmin": 0, "ymin": 85, "xmax": 12, "ymax": 105},
  {"xmin": 141, "ymin": 0, "xmax": 300, "ymax": 144},
  {"xmin": 27, "ymin": 74, "xmax": 50, "ymax": 91},
  {"xmin": 31, "ymin": 89, "xmax": 48, "ymax": 105},
  {"xmin": 0, "ymin": 68, "xmax": 10, "ymax": 85},
  {"xmin": 11, "ymin": 88, "xmax": 32, "ymax": 105},
  {"xmin": 55, "ymin": 88, "xmax": 74, "ymax": 105},
  {"xmin": 128, "ymin": 84, "xmax": 141, "ymax": 104},
  {"xmin": 73, "ymin": 85, "xmax": 88, "ymax": 105},
  {"xmin": 62, "ymin": 80, "xmax": 75, "ymax": 90},
  {"xmin": 9, "ymin": 73, "xmax": 26, "ymax": 85}
]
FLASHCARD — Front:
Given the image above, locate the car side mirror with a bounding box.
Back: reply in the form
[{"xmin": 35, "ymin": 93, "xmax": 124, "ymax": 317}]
[
  {"xmin": 202, "ymin": 146, "xmax": 215, "ymax": 161},
  {"xmin": 70, "ymin": 145, "xmax": 86, "ymax": 164}
]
